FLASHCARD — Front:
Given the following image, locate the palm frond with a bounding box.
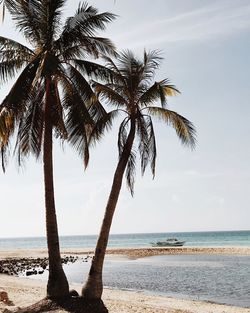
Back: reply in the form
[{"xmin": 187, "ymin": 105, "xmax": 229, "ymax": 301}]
[
  {"xmin": 56, "ymin": 3, "xmax": 116, "ymax": 57},
  {"xmin": 66, "ymin": 3, "xmax": 116, "ymax": 36},
  {"xmin": 137, "ymin": 114, "xmax": 149, "ymax": 175},
  {"xmin": 70, "ymin": 59, "xmax": 114, "ymax": 81},
  {"xmin": 102, "ymin": 54, "xmax": 122, "ymax": 75},
  {"xmin": 50, "ymin": 79, "xmax": 67, "ymax": 139},
  {"xmin": 0, "ymin": 59, "xmax": 25, "ymax": 83},
  {"xmin": 0, "ymin": 107, "xmax": 15, "ymax": 172},
  {"xmin": 0, "ymin": 36, "xmax": 34, "ymax": 55},
  {"xmin": 0, "ymin": 0, "xmax": 5, "ymax": 23},
  {"xmin": 15, "ymin": 85, "xmax": 44, "ymax": 164},
  {"xmin": 65, "ymin": 100, "xmax": 90, "ymax": 168},
  {"xmin": 139, "ymin": 79, "xmax": 180, "ymax": 108},
  {"xmin": 125, "ymin": 149, "xmax": 136, "ymax": 196},
  {"xmin": 141, "ymin": 49, "xmax": 162, "ymax": 82},
  {"xmin": 88, "ymin": 109, "xmax": 119, "ymax": 147},
  {"xmin": 39, "ymin": 0, "xmax": 65, "ymax": 44},
  {"xmin": 61, "ymin": 74, "xmax": 94, "ymax": 168},
  {"xmin": 0, "ymin": 145, "xmax": 8, "ymax": 172},
  {"xmin": 147, "ymin": 116, "xmax": 157, "ymax": 177},
  {"xmin": 118, "ymin": 116, "xmax": 130, "ymax": 156},
  {"xmin": 0, "ymin": 37, "xmax": 34, "ymax": 83},
  {"xmin": 6, "ymin": 0, "xmax": 43, "ymax": 46},
  {"xmin": 1, "ymin": 57, "xmax": 40, "ymax": 114},
  {"xmin": 0, "ymin": 0, "xmax": 17, "ymax": 23},
  {"xmin": 146, "ymin": 107, "xmax": 196, "ymax": 148},
  {"xmin": 92, "ymin": 81, "xmax": 127, "ymax": 108},
  {"xmin": 79, "ymin": 37, "xmax": 116, "ymax": 58}
]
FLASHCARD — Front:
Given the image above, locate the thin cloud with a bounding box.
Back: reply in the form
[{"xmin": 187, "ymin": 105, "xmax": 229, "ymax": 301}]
[{"xmin": 113, "ymin": 2, "xmax": 250, "ymax": 48}]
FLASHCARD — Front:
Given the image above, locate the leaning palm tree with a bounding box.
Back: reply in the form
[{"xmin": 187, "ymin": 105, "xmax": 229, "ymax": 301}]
[
  {"xmin": 82, "ymin": 50, "xmax": 196, "ymax": 301},
  {"xmin": 0, "ymin": 0, "xmax": 116, "ymax": 299}
]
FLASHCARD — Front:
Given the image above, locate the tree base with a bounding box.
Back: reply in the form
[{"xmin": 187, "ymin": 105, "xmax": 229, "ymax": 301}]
[{"xmin": 3, "ymin": 296, "xmax": 108, "ymax": 313}]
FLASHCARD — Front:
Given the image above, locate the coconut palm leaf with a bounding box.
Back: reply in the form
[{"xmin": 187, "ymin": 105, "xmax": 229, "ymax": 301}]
[
  {"xmin": 146, "ymin": 106, "xmax": 196, "ymax": 148},
  {"xmin": 146, "ymin": 115, "xmax": 157, "ymax": 177},
  {"xmin": 70, "ymin": 59, "xmax": 114, "ymax": 81},
  {"xmin": 0, "ymin": 36, "xmax": 35, "ymax": 82},
  {"xmin": 125, "ymin": 149, "xmax": 136, "ymax": 195},
  {"xmin": 141, "ymin": 49, "xmax": 162, "ymax": 82},
  {"xmin": 0, "ymin": 36, "xmax": 34, "ymax": 56},
  {"xmin": 15, "ymin": 86, "xmax": 44, "ymax": 163},
  {"xmin": 92, "ymin": 81, "xmax": 127, "ymax": 108},
  {"xmin": 0, "ymin": 107, "xmax": 14, "ymax": 172},
  {"xmin": 139, "ymin": 79, "xmax": 180, "ymax": 108},
  {"xmin": 56, "ymin": 3, "xmax": 116, "ymax": 57},
  {"xmin": 88, "ymin": 109, "xmax": 119, "ymax": 146},
  {"xmin": 6, "ymin": 0, "xmax": 43, "ymax": 45},
  {"xmin": 1, "ymin": 58, "xmax": 40, "ymax": 113},
  {"xmin": 0, "ymin": 1, "xmax": 5, "ymax": 23},
  {"xmin": 137, "ymin": 114, "xmax": 150, "ymax": 175}
]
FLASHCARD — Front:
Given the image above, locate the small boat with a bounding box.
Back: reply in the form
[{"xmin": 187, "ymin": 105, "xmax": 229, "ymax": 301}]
[{"xmin": 151, "ymin": 238, "xmax": 185, "ymax": 247}]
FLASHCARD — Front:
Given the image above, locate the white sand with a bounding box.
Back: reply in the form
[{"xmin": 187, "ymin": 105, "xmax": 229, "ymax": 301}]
[{"xmin": 1, "ymin": 246, "xmax": 250, "ymax": 260}]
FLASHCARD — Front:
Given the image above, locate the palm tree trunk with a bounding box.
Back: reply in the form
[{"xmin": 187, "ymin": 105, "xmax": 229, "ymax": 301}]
[
  {"xmin": 82, "ymin": 118, "xmax": 136, "ymax": 301},
  {"xmin": 44, "ymin": 77, "xmax": 69, "ymax": 299}
]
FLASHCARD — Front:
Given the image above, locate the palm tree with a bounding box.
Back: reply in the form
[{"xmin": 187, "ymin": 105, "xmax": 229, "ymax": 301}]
[
  {"xmin": 82, "ymin": 50, "xmax": 196, "ymax": 301},
  {"xmin": 0, "ymin": 0, "xmax": 116, "ymax": 299}
]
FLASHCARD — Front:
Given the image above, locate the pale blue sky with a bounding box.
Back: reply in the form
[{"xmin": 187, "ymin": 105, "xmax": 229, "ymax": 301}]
[{"xmin": 0, "ymin": 0, "xmax": 250, "ymax": 237}]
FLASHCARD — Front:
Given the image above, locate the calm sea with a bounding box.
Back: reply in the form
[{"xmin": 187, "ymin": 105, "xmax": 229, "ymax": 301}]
[
  {"xmin": 0, "ymin": 230, "xmax": 250, "ymax": 250},
  {"xmin": 28, "ymin": 253, "xmax": 250, "ymax": 308}
]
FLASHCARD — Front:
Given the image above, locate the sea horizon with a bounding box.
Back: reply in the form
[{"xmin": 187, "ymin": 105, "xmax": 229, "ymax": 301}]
[
  {"xmin": 1, "ymin": 230, "xmax": 250, "ymax": 250},
  {"xmin": 1, "ymin": 229, "xmax": 250, "ymax": 239}
]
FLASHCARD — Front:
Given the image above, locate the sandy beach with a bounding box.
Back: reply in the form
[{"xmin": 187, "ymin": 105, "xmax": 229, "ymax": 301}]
[
  {"xmin": 1, "ymin": 274, "xmax": 250, "ymax": 313},
  {"xmin": 1, "ymin": 247, "xmax": 250, "ymax": 312},
  {"xmin": 1, "ymin": 246, "xmax": 250, "ymax": 260}
]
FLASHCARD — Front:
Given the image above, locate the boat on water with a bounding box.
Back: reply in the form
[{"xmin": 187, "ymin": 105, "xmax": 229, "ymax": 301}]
[{"xmin": 151, "ymin": 238, "xmax": 185, "ymax": 247}]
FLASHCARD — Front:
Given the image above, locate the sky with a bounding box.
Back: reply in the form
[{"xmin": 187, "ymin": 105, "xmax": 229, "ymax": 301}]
[{"xmin": 0, "ymin": 0, "xmax": 250, "ymax": 238}]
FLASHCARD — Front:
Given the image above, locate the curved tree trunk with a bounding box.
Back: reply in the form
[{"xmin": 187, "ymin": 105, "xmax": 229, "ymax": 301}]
[
  {"xmin": 44, "ymin": 77, "xmax": 69, "ymax": 299},
  {"xmin": 82, "ymin": 118, "xmax": 136, "ymax": 301}
]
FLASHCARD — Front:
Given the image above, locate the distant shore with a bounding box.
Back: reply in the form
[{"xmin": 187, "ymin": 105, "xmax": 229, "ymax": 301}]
[{"xmin": 1, "ymin": 246, "xmax": 250, "ymax": 260}]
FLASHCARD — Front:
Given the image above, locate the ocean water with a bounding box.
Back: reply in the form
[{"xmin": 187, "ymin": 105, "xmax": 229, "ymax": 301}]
[
  {"xmin": 29, "ymin": 254, "xmax": 250, "ymax": 308},
  {"xmin": 0, "ymin": 230, "xmax": 250, "ymax": 250}
]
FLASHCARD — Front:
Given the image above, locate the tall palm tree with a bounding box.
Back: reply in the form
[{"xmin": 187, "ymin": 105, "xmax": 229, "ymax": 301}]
[
  {"xmin": 0, "ymin": 0, "xmax": 116, "ymax": 299},
  {"xmin": 82, "ymin": 50, "xmax": 196, "ymax": 301}
]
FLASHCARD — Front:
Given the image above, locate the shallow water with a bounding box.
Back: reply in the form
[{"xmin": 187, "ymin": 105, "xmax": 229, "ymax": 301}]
[{"xmin": 30, "ymin": 254, "xmax": 250, "ymax": 308}]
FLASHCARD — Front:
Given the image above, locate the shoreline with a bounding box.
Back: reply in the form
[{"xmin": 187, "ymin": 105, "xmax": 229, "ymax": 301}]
[
  {"xmin": 1, "ymin": 275, "xmax": 250, "ymax": 313},
  {"xmin": 1, "ymin": 246, "xmax": 250, "ymax": 260},
  {"xmin": 0, "ymin": 247, "xmax": 250, "ymax": 312}
]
